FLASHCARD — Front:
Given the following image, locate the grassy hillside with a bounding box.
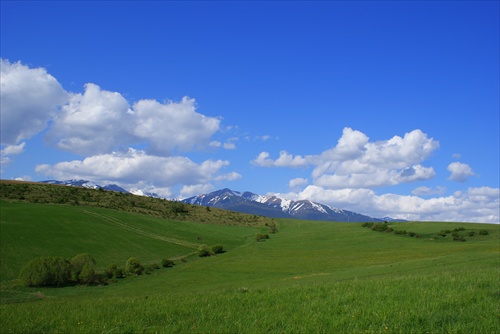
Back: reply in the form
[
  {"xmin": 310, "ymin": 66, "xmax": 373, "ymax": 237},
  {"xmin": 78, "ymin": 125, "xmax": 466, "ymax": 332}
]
[
  {"xmin": 0, "ymin": 180, "xmax": 273, "ymax": 226},
  {"xmin": 0, "ymin": 181, "xmax": 498, "ymax": 333}
]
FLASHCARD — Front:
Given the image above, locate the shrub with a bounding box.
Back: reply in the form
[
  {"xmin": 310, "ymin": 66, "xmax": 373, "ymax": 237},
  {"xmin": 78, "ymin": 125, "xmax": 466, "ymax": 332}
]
[
  {"xmin": 371, "ymin": 223, "xmax": 388, "ymax": 232},
  {"xmin": 105, "ymin": 263, "xmax": 118, "ymax": 278},
  {"xmin": 386, "ymin": 227, "xmax": 393, "ymax": 233},
  {"xmin": 170, "ymin": 202, "xmax": 188, "ymax": 214},
  {"xmin": 70, "ymin": 253, "xmax": 96, "ymax": 283},
  {"xmin": 78, "ymin": 263, "xmax": 96, "ymax": 285},
  {"xmin": 161, "ymin": 259, "xmax": 174, "ymax": 267},
  {"xmin": 255, "ymin": 233, "xmax": 269, "ymax": 242},
  {"xmin": 394, "ymin": 230, "xmax": 407, "ymax": 235},
  {"xmin": 144, "ymin": 263, "xmax": 160, "ymax": 274},
  {"xmin": 361, "ymin": 222, "xmax": 374, "ymax": 228},
  {"xmin": 468, "ymin": 231, "xmax": 476, "ymax": 237},
  {"xmin": 19, "ymin": 256, "xmax": 72, "ymax": 287},
  {"xmin": 197, "ymin": 245, "xmax": 212, "ymax": 257},
  {"xmin": 453, "ymin": 236, "xmax": 466, "ymax": 242},
  {"xmin": 212, "ymin": 244, "xmax": 224, "ymax": 254},
  {"xmin": 408, "ymin": 231, "xmax": 416, "ymax": 237},
  {"xmin": 125, "ymin": 257, "xmax": 144, "ymax": 275},
  {"xmin": 479, "ymin": 229, "xmax": 489, "ymax": 236}
]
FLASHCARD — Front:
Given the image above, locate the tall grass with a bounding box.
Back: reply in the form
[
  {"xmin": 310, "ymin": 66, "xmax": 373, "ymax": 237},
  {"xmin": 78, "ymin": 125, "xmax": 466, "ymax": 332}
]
[{"xmin": 1, "ymin": 267, "xmax": 497, "ymax": 333}]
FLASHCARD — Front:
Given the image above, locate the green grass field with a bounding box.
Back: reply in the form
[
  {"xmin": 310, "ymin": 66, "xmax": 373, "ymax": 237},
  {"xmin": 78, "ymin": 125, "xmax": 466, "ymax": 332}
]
[{"xmin": 0, "ymin": 183, "xmax": 499, "ymax": 333}]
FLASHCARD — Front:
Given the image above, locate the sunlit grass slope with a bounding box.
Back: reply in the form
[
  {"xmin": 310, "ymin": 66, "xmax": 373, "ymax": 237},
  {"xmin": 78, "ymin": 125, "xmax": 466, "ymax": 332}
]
[{"xmin": 0, "ymin": 181, "xmax": 498, "ymax": 333}]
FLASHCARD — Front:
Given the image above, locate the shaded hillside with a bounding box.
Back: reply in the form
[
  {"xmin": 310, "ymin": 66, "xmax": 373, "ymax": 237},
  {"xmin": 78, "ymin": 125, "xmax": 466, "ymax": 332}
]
[{"xmin": 0, "ymin": 180, "xmax": 272, "ymax": 227}]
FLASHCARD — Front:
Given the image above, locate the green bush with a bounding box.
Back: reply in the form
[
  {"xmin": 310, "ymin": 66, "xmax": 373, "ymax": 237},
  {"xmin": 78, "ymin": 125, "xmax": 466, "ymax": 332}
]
[
  {"xmin": 479, "ymin": 229, "xmax": 489, "ymax": 236},
  {"xmin": 78, "ymin": 263, "xmax": 96, "ymax": 285},
  {"xmin": 161, "ymin": 259, "xmax": 174, "ymax": 267},
  {"xmin": 105, "ymin": 263, "xmax": 118, "ymax": 278},
  {"xmin": 125, "ymin": 257, "xmax": 144, "ymax": 275},
  {"xmin": 255, "ymin": 233, "xmax": 270, "ymax": 242},
  {"xmin": 371, "ymin": 223, "xmax": 388, "ymax": 232},
  {"xmin": 19, "ymin": 256, "xmax": 72, "ymax": 287},
  {"xmin": 361, "ymin": 222, "xmax": 374, "ymax": 228},
  {"xmin": 197, "ymin": 245, "xmax": 212, "ymax": 257},
  {"xmin": 70, "ymin": 253, "xmax": 96, "ymax": 283},
  {"xmin": 408, "ymin": 231, "xmax": 416, "ymax": 237},
  {"xmin": 144, "ymin": 263, "xmax": 160, "ymax": 274},
  {"xmin": 212, "ymin": 244, "xmax": 224, "ymax": 254}
]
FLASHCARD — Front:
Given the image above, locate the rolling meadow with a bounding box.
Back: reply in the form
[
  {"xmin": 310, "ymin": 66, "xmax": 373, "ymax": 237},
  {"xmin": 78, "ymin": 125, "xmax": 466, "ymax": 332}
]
[{"xmin": 0, "ymin": 181, "xmax": 498, "ymax": 333}]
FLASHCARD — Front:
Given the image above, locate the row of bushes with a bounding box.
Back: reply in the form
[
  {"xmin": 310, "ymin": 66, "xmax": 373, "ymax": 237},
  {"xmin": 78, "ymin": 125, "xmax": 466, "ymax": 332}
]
[
  {"xmin": 361, "ymin": 222, "xmax": 490, "ymax": 242},
  {"xmin": 19, "ymin": 254, "xmax": 176, "ymax": 287},
  {"xmin": 197, "ymin": 244, "xmax": 225, "ymax": 257}
]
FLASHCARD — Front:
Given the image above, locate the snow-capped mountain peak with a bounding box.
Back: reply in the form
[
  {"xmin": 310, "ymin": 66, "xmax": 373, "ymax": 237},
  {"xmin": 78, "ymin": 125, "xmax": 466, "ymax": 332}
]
[{"xmin": 182, "ymin": 188, "xmax": 393, "ymax": 222}]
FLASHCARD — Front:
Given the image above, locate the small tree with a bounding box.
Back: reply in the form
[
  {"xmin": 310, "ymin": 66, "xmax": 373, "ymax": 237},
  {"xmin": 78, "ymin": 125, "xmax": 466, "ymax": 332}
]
[
  {"xmin": 70, "ymin": 253, "xmax": 96, "ymax": 283},
  {"xmin": 161, "ymin": 259, "xmax": 174, "ymax": 267},
  {"xmin": 78, "ymin": 263, "xmax": 96, "ymax": 285},
  {"xmin": 105, "ymin": 263, "xmax": 118, "ymax": 278},
  {"xmin": 212, "ymin": 244, "xmax": 224, "ymax": 254},
  {"xmin": 19, "ymin": 256, "xmax": 72, "ymax": 287},
  {"xmin": 197, "ymin": 245, "xmax": 211, "ymax": 257},
  {"xmin": 125, "ymin": 257, "xmax": 144, "ymax": 275},
  {"xmin": 255, "ymin": 233, "xmax": 269, "ymax": 242}
]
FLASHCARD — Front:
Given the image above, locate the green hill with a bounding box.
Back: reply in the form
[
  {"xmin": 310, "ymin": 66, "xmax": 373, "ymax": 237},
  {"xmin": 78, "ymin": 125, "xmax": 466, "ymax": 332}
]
[{"xmin": 0, "ymin": 181, "xmax": 498, "ymax": 333}]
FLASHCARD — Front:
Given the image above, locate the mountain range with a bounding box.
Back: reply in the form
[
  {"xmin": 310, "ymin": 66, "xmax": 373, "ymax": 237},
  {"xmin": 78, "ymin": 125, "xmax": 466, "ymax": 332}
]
[
  {"xmin": 40, "ymin": 179, "xmax": 397, "ymax": 222},
  {"xmin": 182, "ymin": 188, "xmax": 392, "ymax": 222}
]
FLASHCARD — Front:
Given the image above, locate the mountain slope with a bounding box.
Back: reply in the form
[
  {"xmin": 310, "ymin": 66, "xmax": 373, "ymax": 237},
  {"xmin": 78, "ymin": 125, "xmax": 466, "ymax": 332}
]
[
  {"xmin": 41, "ymin": 179, "xmax": 130, "ymax": 193},
  {"xmin": 182, "ymin": 188, "xmax": 386, "ymax": 222}
]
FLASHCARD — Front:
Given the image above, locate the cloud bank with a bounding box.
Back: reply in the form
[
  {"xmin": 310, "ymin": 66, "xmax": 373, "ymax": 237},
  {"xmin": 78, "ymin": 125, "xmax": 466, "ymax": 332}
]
[
  {"xmin": 1, "ymin": 59, "xmax": 234, "ymax": 197},
  {"xmin": 253, "ymin": 128, "xmax": 498, "ymax": 223}
]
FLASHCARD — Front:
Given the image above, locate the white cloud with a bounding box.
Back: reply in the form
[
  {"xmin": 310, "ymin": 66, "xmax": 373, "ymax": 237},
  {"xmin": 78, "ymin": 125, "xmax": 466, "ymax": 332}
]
[
  {"xmin": 0, "ymin": 142, "xmax": 26, "ymax": 164},
  {"xmin": 180, "ymin": 184, "xmax": 215, "ymax": 199},
  {"xmin": 289, "ymin": 177, "xmax": 308, "ymax": 189},
  {"xmin": 215, "ymin": 171, "xmax": 242, "ymax": 181},
  {"xmin": 133, "ymin": 97, "xmax": 220, "ymax": 154},
  {"xmin": 252, "ymin": 150, "xmax": 310, "ymax": 168},
  {"xmin": 35, "ymin": 148, "xmax": 233, "ymax": 195},
  {"xmin": 0, "ymin": 59, "xmax": 68, "ymax": 145},
  {"xmin": 411, "ymin": 186, "xmax": 446, "ymax": 196},
  {"xmin": 253, "ymin": 128, "xmax": 439, "ymax": 189},
  {"xmin": 288, "ymin": 185, "xmax": 499, "ymax": 223},
  {"xmin": 46, "ymin": 83, "xmax": 133, "ymax": 155},
  {"xmin": 447, "ymin": 162, "xmax": 475, "ymax": 182},
  {"xmin": 1, "ymin": 60, "xmax": 226, "ymax": 160}
]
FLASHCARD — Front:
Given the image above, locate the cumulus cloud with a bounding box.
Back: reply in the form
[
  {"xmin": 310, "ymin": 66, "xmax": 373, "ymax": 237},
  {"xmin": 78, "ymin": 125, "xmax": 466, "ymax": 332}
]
[
  {"xmin": 253, "ymin": 128, "xmax": 439, "ymax": 189},
  {"xmin": 447, "ymin": 162, "xmax": 475, "ymax": 182},
  {"xmin": 0, "ymin": 142, "xmax": 26, "ymax": 164},
  {"xmin": 285, "ymin": 185, "xmax": 499, "ymax": 223},
  {"xmin": 252, "ymin": 150, "xmax": 310, "ymax": 168},
  {"xmin": 1, "ymin": 59, "xmax": 225, "ymax": 159},
  {"xmin": 46, "ymin": 83, "xmax": 134, "ymax": 155},
  {"xmin": 35, "ymin": 148, "xmax": 234, "ymax": 196},
  {"xmin": 133, "ymin": 97, "xmax": 220, "ymax": 154},
  {"xmin": 289, "ymin": 177, "xmax": 308, "ymax": 189},
  {"xmin": 0, "ymin": 59, "xmax": 68, "ymax": 145},
  {"xmin": 411, "ymin": 186, "xmax": 446, "ymax": 196}
]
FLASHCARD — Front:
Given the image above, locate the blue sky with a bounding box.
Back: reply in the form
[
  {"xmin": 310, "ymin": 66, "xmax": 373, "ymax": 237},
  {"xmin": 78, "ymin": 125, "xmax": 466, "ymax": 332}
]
[{"xmin": 1, "ymin": 1, "xmax": 498, "ymax": 223}]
